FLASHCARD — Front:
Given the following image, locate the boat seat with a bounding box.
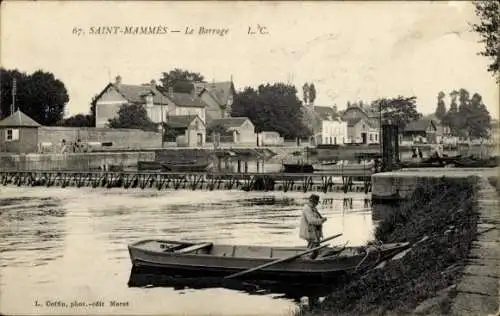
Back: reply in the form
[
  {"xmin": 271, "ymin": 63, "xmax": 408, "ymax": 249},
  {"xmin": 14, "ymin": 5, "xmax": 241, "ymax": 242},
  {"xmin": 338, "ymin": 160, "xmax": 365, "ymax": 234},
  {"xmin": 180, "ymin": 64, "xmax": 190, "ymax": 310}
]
[{"xmin": 176, "ymin": 242, "xmax": 213, "ymax": 254}]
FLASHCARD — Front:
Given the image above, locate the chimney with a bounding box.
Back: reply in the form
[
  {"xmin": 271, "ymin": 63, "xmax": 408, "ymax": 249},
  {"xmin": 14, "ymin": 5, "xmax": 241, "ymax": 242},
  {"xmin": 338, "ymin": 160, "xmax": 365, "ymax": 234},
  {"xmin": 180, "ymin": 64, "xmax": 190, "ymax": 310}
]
[
  {"xmin": 150, "ymin": 80, "xmax": 156, "ymax": 88},
  {"xmin": 168, "ymin": 86, "xmax": 174, "ymax": 98},
  {"xmin": 115, "ymin": 75, "xmax": 122, "ymax": 85}
]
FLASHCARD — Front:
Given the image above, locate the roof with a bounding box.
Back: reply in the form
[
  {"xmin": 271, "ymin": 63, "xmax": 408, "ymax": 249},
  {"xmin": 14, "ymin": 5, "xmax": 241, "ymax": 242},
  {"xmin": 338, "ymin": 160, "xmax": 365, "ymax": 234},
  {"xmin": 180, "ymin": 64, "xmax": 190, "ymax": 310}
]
[
  {"xmin": 313, "ymin": 106, "xmax": 338, "ymax": 120},
  {"xmin": 0, "ymin": 110, "xmax": 41, "ymax": 127},
  {"xmin": 168, "ymin": 92, "xmax": 207, "ymax": 108},
  {"xmin": 404, "ymin": 119, "xmax": 436, "ymax": 132},
  {"xmin": 99, "ymin": 83, "xmax": 171, "ymax": 105},
  {"xmin": 423, "ymin": 114, "xmax": 443, "ymax": 125},
  {"xmin": 343, "ymin": 105, "xmax": 379, "ymax": 118},
  {"xmin": 208, "ymin": 117, "xmax": 250, "ymax": 129},
  {"xmin": 166, "ymin": 115, "xmax": 200, "ymax": 129},
  {"xmin": 345, "ymin": 117, "xmax": 362, "ymax": 127},
  {"xmin": 195, "ymin": 81, "xmax": 234, "ymax": 105}
]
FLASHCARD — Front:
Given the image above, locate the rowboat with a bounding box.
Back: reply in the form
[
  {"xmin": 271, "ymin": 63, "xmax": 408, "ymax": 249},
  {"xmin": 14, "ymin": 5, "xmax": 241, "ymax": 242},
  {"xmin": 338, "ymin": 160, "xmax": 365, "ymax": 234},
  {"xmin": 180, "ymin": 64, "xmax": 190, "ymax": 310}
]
[
  {"xmin": 128, "ymin": 239, "xmax": 410, "ymax": 282},
  {"xmin": 282, "ymin": 163, "xmax": 315, "ymax": 173}
]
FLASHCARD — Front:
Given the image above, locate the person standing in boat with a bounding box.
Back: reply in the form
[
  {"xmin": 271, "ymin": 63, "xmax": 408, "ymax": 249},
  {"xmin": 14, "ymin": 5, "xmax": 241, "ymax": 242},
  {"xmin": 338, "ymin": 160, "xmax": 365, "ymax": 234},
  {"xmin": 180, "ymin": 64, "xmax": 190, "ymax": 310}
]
[{"xmin": 299, "ymin": 194, "xmax": 327, "ymax": 259}]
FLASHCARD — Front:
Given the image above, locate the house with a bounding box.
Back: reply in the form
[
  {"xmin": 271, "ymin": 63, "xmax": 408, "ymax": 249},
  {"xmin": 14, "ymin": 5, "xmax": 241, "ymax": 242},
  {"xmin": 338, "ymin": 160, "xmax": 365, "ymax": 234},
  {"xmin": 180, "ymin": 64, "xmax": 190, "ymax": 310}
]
[
  {"xmin": 193, "ymin": 81, "xmax": 235, "ymax": 123},
  {"xmin": 302, "ymin": 105, "xmax": 348, "ymax": 145},
  {"xmin": 422, "ymin": 114, "xmax": 451, "ymax": 142},
  {"xmin": 402, "ymin": 119, "xmax": 438, "ymax": 144},
  {"xmin": 0, "ymin": 110, "xmax": 41, "ymax": 153},
  {"xmin": 345, "ymin": 117, "xmax": 379, "ymax": 144},
  {"xmin": 94, "ymin": 76, "xmax": 174, "ymax": 128},
  {"xmin": 163, "ymin": 88, "xmax": 207, "ymax": 123},
  {"xmin": 208, "ymin": 117, "xmax": 256, "ymax": 145},
  {"xmin": 165, "ymin": 115, "xmax": 206, "ymax": 147},
  {"xmin": 341, "ymin": 103, "xmax": 380, "ymax": 129}
]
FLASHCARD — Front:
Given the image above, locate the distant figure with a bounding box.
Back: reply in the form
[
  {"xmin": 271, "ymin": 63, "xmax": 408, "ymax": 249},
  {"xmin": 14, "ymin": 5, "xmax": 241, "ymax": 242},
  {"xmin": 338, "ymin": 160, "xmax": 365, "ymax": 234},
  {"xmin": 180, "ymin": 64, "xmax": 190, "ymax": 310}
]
[
  {"xmin": 418, "ymin": 148, "xmax": 423, "ymax": 159},
  {"xmin": 411, "ymin": 147, "xmax": 418, "ymax": 159},
  {"xmin": 299, "ymin": 194, "xmax": 327, "ymax": 259},
  {"xmin": 60, "ymin": 139, "xmax": 67, "ymax": 154}
]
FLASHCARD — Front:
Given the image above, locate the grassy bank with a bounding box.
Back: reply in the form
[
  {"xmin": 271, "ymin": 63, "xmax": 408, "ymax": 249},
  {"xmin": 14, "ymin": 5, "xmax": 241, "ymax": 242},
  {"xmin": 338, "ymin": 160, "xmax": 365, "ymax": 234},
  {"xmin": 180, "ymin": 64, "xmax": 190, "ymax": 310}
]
[{"xmin": 301, "ymin": 176, "xmax": 479, "ymax": 316}]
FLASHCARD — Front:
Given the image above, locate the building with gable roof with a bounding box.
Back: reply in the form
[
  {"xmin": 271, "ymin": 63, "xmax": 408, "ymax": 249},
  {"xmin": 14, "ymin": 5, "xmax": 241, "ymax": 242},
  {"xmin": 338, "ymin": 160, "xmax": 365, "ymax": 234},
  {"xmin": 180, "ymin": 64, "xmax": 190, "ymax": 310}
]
[
  {"xmin": 341, "ymin": 102, "xmax": 380, "ymax": 144},
  {"xmin": 193, "ymin": 81, "xmax": 235, "ymax": 123},
  {"xmin": 94, "ymin": 76, "xmax": 174, "ymax": 128},
  {"xmin": 207, "ymin": 117, "xmax": 256, "ymax": 145},
  {"xmin": 0, "ymin": 110, "xmax": 41, "ymax": 153},
  {"xmin": 164, "ymin": 115, "xmax": 206, "ymax": 147},
  {"xmin": 402, "ymin": 118, "xmax": 437, "ymax": 144}
]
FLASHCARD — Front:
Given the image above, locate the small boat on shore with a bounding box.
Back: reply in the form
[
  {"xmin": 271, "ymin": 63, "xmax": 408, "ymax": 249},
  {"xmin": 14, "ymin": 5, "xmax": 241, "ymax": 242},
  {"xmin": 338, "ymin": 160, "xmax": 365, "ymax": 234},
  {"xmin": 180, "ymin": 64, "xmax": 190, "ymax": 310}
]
[{"xmin": 128, "ymin": 239, "xmax": 410, "ymax": 282}]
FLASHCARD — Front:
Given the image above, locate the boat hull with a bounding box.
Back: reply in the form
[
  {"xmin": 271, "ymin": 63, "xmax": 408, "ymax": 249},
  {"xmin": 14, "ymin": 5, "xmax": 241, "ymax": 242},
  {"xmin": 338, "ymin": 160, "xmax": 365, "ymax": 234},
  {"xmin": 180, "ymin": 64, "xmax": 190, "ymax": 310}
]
[{"xmin": 128, "ymin": 240, "xmax": 410, "ymax": 282}]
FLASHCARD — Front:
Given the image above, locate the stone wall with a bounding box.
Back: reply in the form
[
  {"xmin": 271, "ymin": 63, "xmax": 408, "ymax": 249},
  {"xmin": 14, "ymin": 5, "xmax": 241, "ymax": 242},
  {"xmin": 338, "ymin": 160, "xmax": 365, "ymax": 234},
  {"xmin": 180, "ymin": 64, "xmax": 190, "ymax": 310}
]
[
  {"xmin": 38, "ymin": 127, "xmax": 162, "ymax": 151},
  {"xmin": 0, "ymin": 152, "xmax": 155, "ymax": 171},
  {"xmin": 372, "ymin": 168, "xmax": 499, "ymax": 200}
]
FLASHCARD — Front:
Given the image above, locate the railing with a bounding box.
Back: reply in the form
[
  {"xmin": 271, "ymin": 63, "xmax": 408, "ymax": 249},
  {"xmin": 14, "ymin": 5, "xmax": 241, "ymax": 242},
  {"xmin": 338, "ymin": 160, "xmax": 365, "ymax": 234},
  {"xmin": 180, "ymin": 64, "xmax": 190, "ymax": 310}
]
[{"xmin": 0, "ymin": 170, "xmax": 373, "ymax": 193}]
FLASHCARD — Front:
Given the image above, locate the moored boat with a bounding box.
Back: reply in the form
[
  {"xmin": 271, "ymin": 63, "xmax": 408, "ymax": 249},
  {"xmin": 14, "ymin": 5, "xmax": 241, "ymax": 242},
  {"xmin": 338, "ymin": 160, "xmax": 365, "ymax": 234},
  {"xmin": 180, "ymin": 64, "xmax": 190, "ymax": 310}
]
[
  {"xmin": 282, "ymin": 163, "xmax": 315, "ymax": 173},
  {"xmin": 128, "ymin": 239, "xmax": 410, "ymax": 282}
]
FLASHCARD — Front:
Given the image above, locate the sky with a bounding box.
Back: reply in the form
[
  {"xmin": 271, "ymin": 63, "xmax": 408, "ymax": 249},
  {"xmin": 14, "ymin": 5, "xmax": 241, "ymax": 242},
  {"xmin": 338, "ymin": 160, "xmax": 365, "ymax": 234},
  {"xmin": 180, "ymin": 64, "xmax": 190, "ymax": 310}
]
[{"xmin": 1, "ymin": 1, "xmax": 498, "ymax": 118}]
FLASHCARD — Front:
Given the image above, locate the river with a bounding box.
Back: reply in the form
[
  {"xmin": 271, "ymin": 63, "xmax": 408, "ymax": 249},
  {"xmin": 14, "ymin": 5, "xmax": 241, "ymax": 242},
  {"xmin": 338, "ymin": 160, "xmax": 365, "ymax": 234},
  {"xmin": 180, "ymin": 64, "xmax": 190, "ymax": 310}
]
[{"xmin": 0, "ymin": 186, "xmax": 375, "ymax": 316}]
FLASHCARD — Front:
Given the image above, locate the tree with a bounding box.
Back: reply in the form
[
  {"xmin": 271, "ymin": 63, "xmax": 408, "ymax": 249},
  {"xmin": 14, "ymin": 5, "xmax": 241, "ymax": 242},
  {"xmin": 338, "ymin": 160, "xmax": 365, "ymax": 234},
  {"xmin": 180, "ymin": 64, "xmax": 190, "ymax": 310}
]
[
  {"xmin": 457, "ymin": 91, "xmax": 491, "ymax": 139},
  {"xmin": 371, "ymin": 96, "xmax": 422, "ymax": 130},
  {"xmin": 435, "ymin": 91, "xmax": 447, "ymax": 120},
  {"xmin": 0, "ymin": 68, "xmax": 69, "ymax": 125},
  {"xmin": 309, "ymin": 83, "xmax": 317, "ymax": 105},
  {"xmin": 158, "ymin": 68, "xmax": 205, "ymax": 94},
  {"xmin": 302, "ymin": 83, "xmax": 310, "ymax": 105},
  {"xmin": 443, "ymin": 90, "xmax": 460, "ymax": 135},
  {"xmin": 59, "ymin": 114, "xmax": 93, "ymax": 127},
  {"xmin": 231, "ymin": 83, "xmax": 310, "ymax": 139},
  {"xmin": 108, "ymin": 103, "xmax": 157, "ymax": 131},
  {"xmin": 472, "ymin": 0, "xmax": 499, "ymax": 81},
  {"xmin": 207, "ymin": 123, "xmax": 229, "ymax": 136}
]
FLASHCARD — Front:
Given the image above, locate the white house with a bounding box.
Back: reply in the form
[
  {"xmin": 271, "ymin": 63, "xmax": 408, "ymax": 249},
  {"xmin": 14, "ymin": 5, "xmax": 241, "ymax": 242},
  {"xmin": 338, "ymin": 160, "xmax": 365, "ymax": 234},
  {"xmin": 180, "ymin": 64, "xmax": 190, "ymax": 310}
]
[
  {"xmin": 302, "ymin": 105, "xmax": 348, "ymax": 145},
  {"xmin": 320, "ymin": 119, "xmax": 348, "ymax": 145},
  {"xmin": 94, "ymin": 76, "xmax": 174, "ymax": 128}
]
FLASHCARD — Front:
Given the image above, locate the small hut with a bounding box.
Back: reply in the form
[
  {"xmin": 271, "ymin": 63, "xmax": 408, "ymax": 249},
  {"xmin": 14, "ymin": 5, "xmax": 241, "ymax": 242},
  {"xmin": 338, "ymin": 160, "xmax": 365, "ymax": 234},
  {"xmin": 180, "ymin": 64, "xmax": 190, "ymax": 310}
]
[{"xmin": 0, "ymin": 110, "xmax": 41, "ymax": 153}]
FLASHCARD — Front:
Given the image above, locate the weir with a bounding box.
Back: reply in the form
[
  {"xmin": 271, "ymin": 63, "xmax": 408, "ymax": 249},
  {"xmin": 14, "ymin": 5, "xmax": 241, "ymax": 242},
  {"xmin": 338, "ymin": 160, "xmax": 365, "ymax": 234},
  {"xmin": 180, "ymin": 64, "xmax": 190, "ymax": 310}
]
[{"xmin": 0, "ymin": 170, "xmax": 373, "ymax": 193}]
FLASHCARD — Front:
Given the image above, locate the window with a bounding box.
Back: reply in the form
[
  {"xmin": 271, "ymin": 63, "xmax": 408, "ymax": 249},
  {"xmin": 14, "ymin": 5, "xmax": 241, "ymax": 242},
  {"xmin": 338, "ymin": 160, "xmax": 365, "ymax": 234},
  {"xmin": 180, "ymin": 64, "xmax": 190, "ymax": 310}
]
[
  {"xmin": 375, "ymin": 134, "xmax": 378, "ymax": 141},
  {"xmin": 5, "ymin": 129, "xmax": 19, "ymax": 141},
  {"xmin": 369, "ymin": 134, "xmax": 373, "ymax": 141}
]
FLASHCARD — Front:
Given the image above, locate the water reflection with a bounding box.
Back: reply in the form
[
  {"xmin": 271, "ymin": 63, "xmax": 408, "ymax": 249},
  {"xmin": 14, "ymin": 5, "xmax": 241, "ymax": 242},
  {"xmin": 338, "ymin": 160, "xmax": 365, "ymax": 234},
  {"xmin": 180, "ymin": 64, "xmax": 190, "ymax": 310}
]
[
  {"xmin": 127, "ymin": 266, "xmax": 341, "ymax": 305},
  {"xmin": 0, "ymin": 187, "xmax": 375, "ymax": 315},
  {"xmin": 0, "ymin": 196, "xmax": 65, "ymax": 267}
]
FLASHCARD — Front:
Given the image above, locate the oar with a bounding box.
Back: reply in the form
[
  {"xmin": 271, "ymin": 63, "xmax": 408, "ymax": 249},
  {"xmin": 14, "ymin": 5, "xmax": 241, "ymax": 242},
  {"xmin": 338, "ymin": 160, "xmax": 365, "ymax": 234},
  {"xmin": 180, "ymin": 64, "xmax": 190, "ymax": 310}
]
[{"xmin": 224, "ymin": 233, "xmax": 343, "ymax": 280}]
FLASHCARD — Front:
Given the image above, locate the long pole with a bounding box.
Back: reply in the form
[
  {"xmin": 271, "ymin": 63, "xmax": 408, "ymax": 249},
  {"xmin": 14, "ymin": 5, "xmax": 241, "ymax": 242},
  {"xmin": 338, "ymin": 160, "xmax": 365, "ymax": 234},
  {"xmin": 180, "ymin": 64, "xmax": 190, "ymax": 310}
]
[
  {"xmin": 160, "ymin": 104, "xmax": 164, "ymax": 148},
  {"xmin": 11, "ymin": 78, "xmax": 16, "ymax": 114},
  {"xmin": 224, "ymin": 233, "xmax": 342, "ymax": 280}
]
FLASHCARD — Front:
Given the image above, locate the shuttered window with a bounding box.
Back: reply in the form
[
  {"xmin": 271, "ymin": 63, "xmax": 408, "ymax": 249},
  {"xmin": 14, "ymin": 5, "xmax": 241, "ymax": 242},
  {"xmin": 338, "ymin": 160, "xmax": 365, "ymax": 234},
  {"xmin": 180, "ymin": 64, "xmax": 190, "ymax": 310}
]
[{"xmin": 5, "ymin": 129, "xmax": 19, "ymax": 141}]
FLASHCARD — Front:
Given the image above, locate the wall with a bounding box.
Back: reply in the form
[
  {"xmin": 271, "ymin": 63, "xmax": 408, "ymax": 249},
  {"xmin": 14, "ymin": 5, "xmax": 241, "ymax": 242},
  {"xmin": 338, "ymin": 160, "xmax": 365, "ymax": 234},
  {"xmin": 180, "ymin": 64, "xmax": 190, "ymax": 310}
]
[
  {"xmin": 0, "ymin": 127, "xmax": 38, "ymax": 153},
  {"xmin": 372, "ymin": 168, "xmax": 495, "ymax": 200},
  {"xmin": 0, "ymin": 151, "xmax": 155, "ymax": 171},
  {"xmin": 38, "ymin": 127, "xmax": 162, "ymax": 151}
]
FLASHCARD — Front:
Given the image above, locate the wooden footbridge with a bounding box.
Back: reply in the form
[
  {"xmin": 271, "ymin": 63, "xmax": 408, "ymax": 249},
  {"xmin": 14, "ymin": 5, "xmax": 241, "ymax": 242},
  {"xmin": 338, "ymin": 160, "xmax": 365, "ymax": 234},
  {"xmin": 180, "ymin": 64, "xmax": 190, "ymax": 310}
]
[{"xmin": 0, "ymin": 169, "xmax": 374, "ymax": 193}]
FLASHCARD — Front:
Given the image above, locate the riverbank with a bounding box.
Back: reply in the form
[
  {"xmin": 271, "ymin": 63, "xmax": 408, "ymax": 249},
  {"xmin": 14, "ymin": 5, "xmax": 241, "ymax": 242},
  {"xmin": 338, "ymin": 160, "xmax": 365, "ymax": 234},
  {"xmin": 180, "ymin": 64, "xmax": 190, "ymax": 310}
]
[{"xmin": 299, "ymin": 175, "xmax": 492, "ymax": 315}]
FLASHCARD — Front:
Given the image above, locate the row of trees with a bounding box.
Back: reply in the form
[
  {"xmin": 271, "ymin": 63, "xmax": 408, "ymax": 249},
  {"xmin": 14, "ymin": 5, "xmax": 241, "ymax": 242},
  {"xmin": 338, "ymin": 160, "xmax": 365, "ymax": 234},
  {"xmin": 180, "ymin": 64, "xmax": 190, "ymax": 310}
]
[
  {"xmin": 0, "ymin": 68, "xmax": 69, "ymax": 125},
  {"xmin": 435, "ymin": 89, "xmax": 492, "ymax": 138}
]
